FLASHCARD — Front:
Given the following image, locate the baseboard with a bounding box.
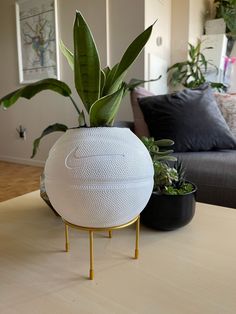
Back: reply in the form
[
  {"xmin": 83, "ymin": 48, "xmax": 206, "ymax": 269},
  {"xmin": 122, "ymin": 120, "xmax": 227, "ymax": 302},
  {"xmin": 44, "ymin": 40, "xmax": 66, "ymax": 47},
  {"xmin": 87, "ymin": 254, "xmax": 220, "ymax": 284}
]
[{"xmin": 0, "ymin": 155, "xmax": 45, "ymax": 167}]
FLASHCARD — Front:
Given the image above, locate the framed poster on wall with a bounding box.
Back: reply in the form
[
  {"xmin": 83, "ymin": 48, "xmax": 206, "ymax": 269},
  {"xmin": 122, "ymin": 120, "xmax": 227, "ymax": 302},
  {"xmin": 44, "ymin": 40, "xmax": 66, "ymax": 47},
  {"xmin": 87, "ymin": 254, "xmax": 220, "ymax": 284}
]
[{"xmin": 15, "ymin": 0, "xmax": 60, "ymax": 84}]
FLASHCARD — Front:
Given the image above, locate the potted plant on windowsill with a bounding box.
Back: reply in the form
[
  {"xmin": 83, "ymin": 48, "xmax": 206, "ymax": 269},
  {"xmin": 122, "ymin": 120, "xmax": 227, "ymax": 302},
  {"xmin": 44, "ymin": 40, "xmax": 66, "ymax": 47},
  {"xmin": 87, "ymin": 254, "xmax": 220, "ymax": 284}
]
[
  {"xmin": 141, "ymin": 137, "xmax": 197, "ymax": 231},
  {"xmin": 0, "ymin": 11, "xmax": 156, "ymax": 228},
  {"xmin": 214, "ymin": 0, "xmax": 236, "ymax": 55},
  {"xmin": 214, "ymin": 0, "xmax": 236, "ymax": 37},
  {"xmin": 167, "ymin": 39, "xmax": 226, "ymax": 92}
]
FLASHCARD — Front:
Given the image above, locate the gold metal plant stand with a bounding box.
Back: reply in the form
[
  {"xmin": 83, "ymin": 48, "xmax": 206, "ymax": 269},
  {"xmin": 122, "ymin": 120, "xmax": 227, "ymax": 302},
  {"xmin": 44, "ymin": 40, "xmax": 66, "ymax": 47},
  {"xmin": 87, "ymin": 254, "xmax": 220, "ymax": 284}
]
[{"xmin": 63, "ymin": 215, "xmax": 140, "ymax": 280}]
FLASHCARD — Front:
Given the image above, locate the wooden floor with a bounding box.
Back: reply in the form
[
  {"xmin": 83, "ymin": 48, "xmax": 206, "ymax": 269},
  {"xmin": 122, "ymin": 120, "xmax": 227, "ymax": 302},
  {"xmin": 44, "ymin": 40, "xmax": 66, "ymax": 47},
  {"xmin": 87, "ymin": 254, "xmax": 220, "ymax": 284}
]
[{"xmin": 0, "ymin": 161, "xmax": 43, "ymax": 202}]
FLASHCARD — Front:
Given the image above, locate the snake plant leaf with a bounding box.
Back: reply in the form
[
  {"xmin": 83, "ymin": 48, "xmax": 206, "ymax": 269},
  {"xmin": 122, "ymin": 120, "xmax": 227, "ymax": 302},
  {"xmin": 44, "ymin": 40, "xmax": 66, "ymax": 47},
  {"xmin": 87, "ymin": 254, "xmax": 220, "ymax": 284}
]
[
  {"xmin": 78, "ymin": 110, "xmax": 86, "ymax": 127},
  {"xmin": 74, "ymin": 11, "xmax": 101, "ymax": 111},
  {"xmin": 102, "ymin": 66, "xmax": 111, "ymax": 79},
  {"xmin": 100, "ymin": 66, "xmax": 110, "ymax": 95},
  {"xmin": 100, "ymin": 70, "xmax": 105, "ymax": 95},
  {"xmin": 89, "ymin": 85, "xmax": 125, "ymax": 127},
  {"xmin": 31, "ymin": 123, "xmax": 68, "ymax": 158},
  {"xmin": 102, "ymin": 63, "xmax": 121, "ymax": 95},
  {"xmin": 0, "ymin": 79, "xmax": 71, "ymax": 109},
  {"xmin": 60, "ymin": 40, "xmax": 74, "ymax": 70},
  {"xmin": 106, "ymin": 22, "xmax": 156, "ymax": 94}
]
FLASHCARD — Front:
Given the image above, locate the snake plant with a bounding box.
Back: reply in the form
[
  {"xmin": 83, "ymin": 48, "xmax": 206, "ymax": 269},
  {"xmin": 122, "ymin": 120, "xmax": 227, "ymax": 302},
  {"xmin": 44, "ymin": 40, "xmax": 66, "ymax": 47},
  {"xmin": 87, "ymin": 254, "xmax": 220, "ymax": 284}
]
[{"xmin": 0, "ymin": 11, "xmax": 156, "ymax": 157}]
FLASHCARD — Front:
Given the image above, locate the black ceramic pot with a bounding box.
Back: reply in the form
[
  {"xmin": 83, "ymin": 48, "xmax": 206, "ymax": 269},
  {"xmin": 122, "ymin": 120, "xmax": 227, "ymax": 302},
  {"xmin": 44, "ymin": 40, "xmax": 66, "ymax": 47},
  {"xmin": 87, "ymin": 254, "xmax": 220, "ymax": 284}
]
[{"xmin": 141, "ymin": 182, "xmax": 197, "ymax": 231}]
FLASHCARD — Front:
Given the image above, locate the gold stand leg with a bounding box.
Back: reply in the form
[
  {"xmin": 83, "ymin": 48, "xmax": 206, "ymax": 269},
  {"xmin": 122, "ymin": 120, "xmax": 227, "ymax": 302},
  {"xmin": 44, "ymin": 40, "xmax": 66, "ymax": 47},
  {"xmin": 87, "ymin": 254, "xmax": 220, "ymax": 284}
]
[
  {"xmin": 135, "ymin": 216, "xmax": 140, "ymax": 259},
  {"xmin": 65, "ymin": 223, "xmax": 69, "ymax": 252},
  {"xmin": 62, "ymin": 215, "xmax": 140, "ymax": 279},
  {"xmin": 89, "ymin": 230, "xmax": 94, "ymax": 280}
]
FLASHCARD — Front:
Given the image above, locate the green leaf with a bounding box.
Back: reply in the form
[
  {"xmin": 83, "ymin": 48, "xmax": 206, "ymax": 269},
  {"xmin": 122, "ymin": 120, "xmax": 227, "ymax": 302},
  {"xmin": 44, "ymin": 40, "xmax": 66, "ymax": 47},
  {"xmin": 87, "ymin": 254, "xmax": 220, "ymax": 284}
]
[
  {"xmin": 115, "ymin": 22, "xmax": 156, "ymax": 82},
  {"xmin": 78, "ymin": 111, "xmax": 86, "ymax": 126},
  {"xmin": 155, "ymin": 150, "xmax": 174, "ymax": 156},
  {"xmin": 155, "ymin": 156, "xmax": 177, "ymax": 161},
  {"xmin": 155, "ymin": 139, "xmax": 174, "ymax": 147},
  {"xmin": 210, "ymin": 82, "xmax": 226, "ymax": 92},
  {"xmin": 103, "ymin": 66, "xmax": 111, "ymax": 79},
  {"xmin": 0, "ymin": 79, "xmax": 71, "ymax": 109},
  {"xmin": 102, "ymin": 63, "xmax": 121, "ymax": 95},
  {"xmin": 100, "ymin": 70, "xmax": 105, "ymax": 95},
  {"xmin": 74, "ymin": 11, "xmax": 101, "ymax": 111},
  {"xmin": 104, "ymin": 22, "xmax": 156, "ymax": 94},
  {"xmin": 168, "ymin": 62, "xmax": 188, "ymax": 72},
  {"xmin": 60, "ymin": 40, "xmax": 74, "ymax": 70},
  {"xmin": 31, "ymin": 123, "xmax": 68, "ymax": 158},
  {"xmin": 127, "ymin": 76, "xmax": 161, "ymax": 90},
  {"xmin": 89, "ymin": 85, "xmax": 125, "ymax": 127}
]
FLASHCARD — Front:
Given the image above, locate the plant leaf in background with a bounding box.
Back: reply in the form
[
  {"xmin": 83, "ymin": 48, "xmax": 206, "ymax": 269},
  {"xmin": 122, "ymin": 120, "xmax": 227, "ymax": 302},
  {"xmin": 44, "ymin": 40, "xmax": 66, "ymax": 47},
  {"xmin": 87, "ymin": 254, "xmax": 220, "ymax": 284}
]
[
  {"xmin": 31, "ymin": 123, "xmax": 68, "ymax": 158},
  {"xmin": 127, "ymin": 76, "xmax": 162, "ymax": 90},
  {"xmin": 0, "ymin": 79, "xmax": 71, "ymax": 109},
  {"xmin": 74, "ymin": 11, "xmax": 101, "ymax": 111},
  {"xmin": 214, "ymin": 0, "xmax": 236, "ymax": 36},
  {"xmin": 167, "ymin": 40, "xmax": 226, "ymax": 91}
]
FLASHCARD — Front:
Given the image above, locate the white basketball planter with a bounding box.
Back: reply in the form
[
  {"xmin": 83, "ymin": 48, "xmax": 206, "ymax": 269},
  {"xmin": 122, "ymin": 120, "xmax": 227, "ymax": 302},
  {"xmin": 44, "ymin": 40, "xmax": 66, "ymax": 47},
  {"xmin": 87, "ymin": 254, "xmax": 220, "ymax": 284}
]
[{"xmin": 44, "ymin": 127, "xmax": 154, "ymax": 228}]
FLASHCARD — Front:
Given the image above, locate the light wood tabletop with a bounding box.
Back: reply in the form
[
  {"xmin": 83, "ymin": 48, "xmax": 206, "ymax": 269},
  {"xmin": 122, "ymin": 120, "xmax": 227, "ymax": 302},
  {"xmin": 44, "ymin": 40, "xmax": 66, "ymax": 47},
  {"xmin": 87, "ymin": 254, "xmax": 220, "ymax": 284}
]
[{"xmin": 0, "ymin": 191, "xmax": 236, "ymax": 314}]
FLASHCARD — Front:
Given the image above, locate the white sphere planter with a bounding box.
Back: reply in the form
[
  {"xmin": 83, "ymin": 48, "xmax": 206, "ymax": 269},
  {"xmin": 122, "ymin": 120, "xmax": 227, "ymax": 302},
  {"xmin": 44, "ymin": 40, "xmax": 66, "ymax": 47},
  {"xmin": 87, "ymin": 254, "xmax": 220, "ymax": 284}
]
[{"xmin": 44, "ymin": 127, "xmax": 154, "ymax": 228}]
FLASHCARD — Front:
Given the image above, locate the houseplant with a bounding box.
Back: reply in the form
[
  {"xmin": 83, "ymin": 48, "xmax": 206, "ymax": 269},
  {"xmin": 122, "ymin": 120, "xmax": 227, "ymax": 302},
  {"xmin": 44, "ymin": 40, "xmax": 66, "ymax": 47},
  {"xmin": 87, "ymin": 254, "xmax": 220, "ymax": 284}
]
[
  {"xmin": 0, "ymin": 11, "xmax": 155, "ymax": 228},
  {"xmin": 0, "ymin": 11, "xmax": 157, "ymax": 157},
  {"xmin": 214, "ymin": 0, "xmax": 236, "ymax": 55},
  {"xmin": 167, "ymin": 39, "xmax": 225, "ymax": 91},
  {"xmin": 214, "ymin": 0, "xmax": 236, "ymax": 37},
  {"xmin": 141, "ymin": 137, "xmax": 197, "ymax": 231}
]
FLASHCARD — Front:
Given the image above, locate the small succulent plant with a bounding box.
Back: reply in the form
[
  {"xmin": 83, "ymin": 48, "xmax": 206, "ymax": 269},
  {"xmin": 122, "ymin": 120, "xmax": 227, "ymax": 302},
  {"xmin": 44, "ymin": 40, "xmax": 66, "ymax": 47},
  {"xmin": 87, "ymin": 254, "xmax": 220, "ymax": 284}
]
[{"xmin": 141, "ymin": 137, "xmax": 194, "ymax": 195}]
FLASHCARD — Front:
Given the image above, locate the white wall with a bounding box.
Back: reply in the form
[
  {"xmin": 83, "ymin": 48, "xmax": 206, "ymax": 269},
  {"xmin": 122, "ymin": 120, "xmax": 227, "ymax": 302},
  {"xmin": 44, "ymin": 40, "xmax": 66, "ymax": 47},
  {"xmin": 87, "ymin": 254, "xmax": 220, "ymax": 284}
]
[
  {"xmin": 171, "ymin": 0, "xmax": 189, "ymax": 65},
  {"xmin": 144, "ymin": 0, "xmax": 172, "ymax": 94},
  {"xmin": 171, "ymin": 0, "xmax": 209, "ymax": 65},
  {"xmin": 189, "ymin": 0, "xmax": 207, "ymax": 45},
  {"xmin": 0, "ymin": 0, "xmax": 107, "ymax": 166}
]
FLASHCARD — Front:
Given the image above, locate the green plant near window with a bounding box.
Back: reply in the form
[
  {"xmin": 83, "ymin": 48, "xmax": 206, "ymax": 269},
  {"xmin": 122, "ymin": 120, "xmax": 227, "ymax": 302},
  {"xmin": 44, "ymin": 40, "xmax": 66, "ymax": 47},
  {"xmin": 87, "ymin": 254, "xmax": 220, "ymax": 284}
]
[
  {"xmin": 167, "ymin": 40, "xmax": 225, "ymax": 91},
  {"xmin": 0, "ymin": 11, "xmax": 157, "ymax": 157},
  {"xmin": 141, "ymin": 137, "xmax": 194, "ymax": 195},
  {"xmin": 214, "ymin": 0, "xmax": 236, "ymax": 37}
]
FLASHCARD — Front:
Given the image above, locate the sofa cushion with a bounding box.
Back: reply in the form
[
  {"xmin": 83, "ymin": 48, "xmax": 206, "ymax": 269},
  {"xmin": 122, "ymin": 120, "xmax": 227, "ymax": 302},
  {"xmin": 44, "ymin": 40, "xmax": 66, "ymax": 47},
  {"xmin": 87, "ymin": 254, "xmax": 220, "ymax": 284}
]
[
  {"xmin": 214, "ymin": 93, "xmax": 236, "ymax": 138},
  {"xmin": 138, "ymin": 85, "xmax": 236, "ymax": 152},
  {"xmin": 130, "ymin": 87, "xmax": 154, "ymax": 137},
  {"xmin": 174, "ymin": 150, "xmax": 236, "ymax": 209}
]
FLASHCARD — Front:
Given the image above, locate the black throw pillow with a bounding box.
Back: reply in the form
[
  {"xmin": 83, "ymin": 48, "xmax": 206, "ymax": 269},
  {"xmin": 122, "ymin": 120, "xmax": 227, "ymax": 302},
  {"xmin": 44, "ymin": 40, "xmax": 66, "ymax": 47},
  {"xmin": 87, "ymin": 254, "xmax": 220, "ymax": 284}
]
[{"xmin": 138, "ymin": 85, "xmax": 236, "ymax": 152}]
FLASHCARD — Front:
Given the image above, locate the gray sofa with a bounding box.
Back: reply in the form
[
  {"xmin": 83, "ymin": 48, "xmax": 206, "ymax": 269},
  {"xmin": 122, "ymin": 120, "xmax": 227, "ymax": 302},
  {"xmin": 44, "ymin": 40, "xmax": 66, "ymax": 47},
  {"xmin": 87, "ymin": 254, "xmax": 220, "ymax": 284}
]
[
  {"xmin": 116, "ymin": 120, "xmax": 236, "ymax": 209},
  {"xmin": 123, "ymin": 86, "xmax": 236, "ymax": 209},
  {"xmin": 174, "ymin": 150, "xmax": 236, "ymax": 209}
]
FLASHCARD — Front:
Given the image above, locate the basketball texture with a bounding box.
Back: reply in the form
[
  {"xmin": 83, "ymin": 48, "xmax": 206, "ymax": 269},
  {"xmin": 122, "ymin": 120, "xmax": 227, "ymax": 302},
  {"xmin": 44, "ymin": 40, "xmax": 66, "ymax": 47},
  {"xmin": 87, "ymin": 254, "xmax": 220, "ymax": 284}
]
[{"xmin": 45, "ymin": 127, "xmax": 154, "ymax": 227}]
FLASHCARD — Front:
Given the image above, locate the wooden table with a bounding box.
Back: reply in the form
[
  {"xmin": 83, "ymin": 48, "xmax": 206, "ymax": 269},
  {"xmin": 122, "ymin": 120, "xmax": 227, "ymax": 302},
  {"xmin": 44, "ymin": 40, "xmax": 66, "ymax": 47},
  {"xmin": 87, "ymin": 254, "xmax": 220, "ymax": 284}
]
[{"xmin": 0, "ymin": 191, "xmax": 236, "ymax": 314}]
